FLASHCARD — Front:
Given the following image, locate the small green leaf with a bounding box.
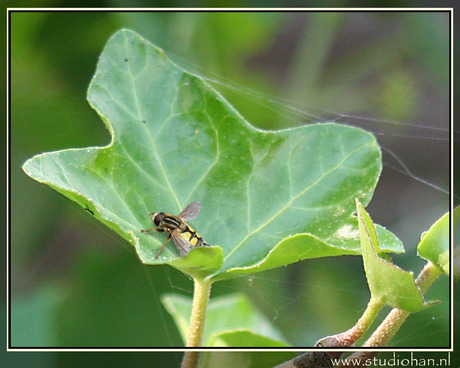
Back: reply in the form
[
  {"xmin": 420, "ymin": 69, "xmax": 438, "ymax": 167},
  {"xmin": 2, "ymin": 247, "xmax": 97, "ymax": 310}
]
[
  {"xmin": 160, "ymin": 294, "xmax": 190, "ymax": 344},
  {"xmin": 22, "ymin": 29, "xmax": 402, "ymax": 280},
  {"xmin": 161, "ymin": 292, "xmax": 287, "ymax": 346},
  {"xmin": 418, "ymin": 208, "xmax": 455, "ymax": 276},
  {"xmin": 356, "ymin": 199, "xmax": 430, "ymax": 312},
  {"xmin": 208, "ymin": 330, "xmax": 289, "ymax": 347},
  {"xmin": 137, "ymin": 242, "xmax": 224, "ymax": 280}
]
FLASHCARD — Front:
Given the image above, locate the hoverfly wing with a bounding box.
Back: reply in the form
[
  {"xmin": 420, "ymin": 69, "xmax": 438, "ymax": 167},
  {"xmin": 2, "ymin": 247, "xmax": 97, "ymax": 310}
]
[
  {"xmin": 178, "ymin": 201, "xmax": 201, "ymax": 221},
  {"xmin": 171, "ymin": 231, "xmax": 193, "ymax": 257}
]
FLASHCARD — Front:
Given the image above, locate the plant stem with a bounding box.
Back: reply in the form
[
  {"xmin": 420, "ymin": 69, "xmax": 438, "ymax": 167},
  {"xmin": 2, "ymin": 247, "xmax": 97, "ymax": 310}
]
[
  {"xmin": 186, "ymin": 276, "xmax": 212, "ymax": 347},
  {"xmin": 181, "ymin": 352, "xmax": 201, "ymax": 368},
  {"xmin": 415, "ymin": 261, "xmax": 443, "ymax": 295},
  {"xmin": 181, "ymin": 276, "xmax": 213, "ymax": 368},
  {"xmin": 275, "ymin": 262, "xmax": 444, "ymax": 368},
  {"xmin": 362, "ymin": 307, "xmax": 408, "ymax": 347}
]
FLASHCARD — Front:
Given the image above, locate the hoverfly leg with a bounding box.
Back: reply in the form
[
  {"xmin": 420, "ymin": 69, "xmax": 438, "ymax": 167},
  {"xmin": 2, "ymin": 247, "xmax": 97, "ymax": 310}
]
[
  {"xmin": 141, "ymin": 227, "xmax": 153, "ymax": 233},
  {"xmin": 155, "ymin": 234, "xmax": 171, "ymax": 259},
  {"xmin": 141, "ymin": 227, "xmax": 164, "ymax": 233},
  {"xmin": 141, "ymin": 227, "xmax": 155, "ymax": 233}
]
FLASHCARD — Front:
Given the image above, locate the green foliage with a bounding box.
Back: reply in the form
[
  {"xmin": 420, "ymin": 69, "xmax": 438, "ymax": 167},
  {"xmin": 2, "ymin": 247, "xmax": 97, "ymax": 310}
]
[
  {"xmin": 13, "ymin": 12, "xmax": 449, "ymax": 356},
  {"xmin": 208, "ymin": 331, "xmax": 289, "ymax": 347},
  {"xmin": 356, "ymin": 200, "xmax": 430, "ymax": 312},
  {"xmin": 23, "ymin": 29, "xmax": 402, "ymax": 283},
  {"xmin": 418, "ymin": 208, "xmax": 454, "ymax": 276},
  {"xmin": 162, "ymin": 293, "xmax": 288, "ymax": 347},
  {"xmin": 454, "ymin": 207, "xmax": 460, "ymax": 282}
]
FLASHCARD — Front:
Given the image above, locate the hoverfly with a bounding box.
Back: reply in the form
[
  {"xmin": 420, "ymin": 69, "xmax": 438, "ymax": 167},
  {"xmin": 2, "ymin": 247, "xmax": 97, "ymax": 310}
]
[{"xmin": 141, "ymin": 201, "xmax": 209, "ymax": 259}]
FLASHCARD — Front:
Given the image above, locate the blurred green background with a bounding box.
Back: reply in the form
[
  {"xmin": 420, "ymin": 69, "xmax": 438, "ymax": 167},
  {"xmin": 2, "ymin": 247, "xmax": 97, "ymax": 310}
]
[{"xmin": 8, "ymin": 6, "xmax": 452, "ymax": 368}]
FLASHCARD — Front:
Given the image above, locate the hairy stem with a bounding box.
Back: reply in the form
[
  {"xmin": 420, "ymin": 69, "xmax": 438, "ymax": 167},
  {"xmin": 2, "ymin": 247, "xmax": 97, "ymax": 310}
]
[
  {"xmin": 181, "ymin": 276, "xmax": 213, "ymax": 368},
  {"xmin": 415, "ymin": 261, "xmax": 443, "ymax": 295},
  {"xmin": 186, "ymin": 277, "xmax": 212, "ymax": 347},
  {"xmin": 181, "ymin": 352, "xmax": 201, "ymax": 368}
]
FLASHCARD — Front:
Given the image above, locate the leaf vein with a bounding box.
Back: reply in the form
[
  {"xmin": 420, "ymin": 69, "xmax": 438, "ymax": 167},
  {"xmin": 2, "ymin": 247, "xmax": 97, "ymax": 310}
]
[
  {"xmin": 123, "ymin": 34, "xmax": 182, "ymax": 210},
  {"xmin": 223, "ymin": 142, "xmax": 371, "ymax": 262}
]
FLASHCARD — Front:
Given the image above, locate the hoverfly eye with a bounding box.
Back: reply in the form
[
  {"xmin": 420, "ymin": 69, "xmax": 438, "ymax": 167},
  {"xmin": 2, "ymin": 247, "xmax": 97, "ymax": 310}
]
[{"xmin": 154, "ymin": 213, "xmax": 164, "ymax": 226}]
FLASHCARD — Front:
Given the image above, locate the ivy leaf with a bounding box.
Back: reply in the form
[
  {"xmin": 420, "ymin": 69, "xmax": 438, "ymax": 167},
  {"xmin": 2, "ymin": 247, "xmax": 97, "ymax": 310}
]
[
  {"xmin": 356, "ymin": 199, "xmax": 430, "ymax": 312},
  {"xmin": 161, "ymin": 292, "xmax": 288, "ymax": 346},
  {"xmin": 222, "ymin": 225, "xmax": 402, "ymax": 280},
  {"xmin": 22, "ymin": 29, "xmax": 402, "ymax": 280},
  {"xmin": 418, "ymin": 208, "xmax": 455, "ymax": 276}
]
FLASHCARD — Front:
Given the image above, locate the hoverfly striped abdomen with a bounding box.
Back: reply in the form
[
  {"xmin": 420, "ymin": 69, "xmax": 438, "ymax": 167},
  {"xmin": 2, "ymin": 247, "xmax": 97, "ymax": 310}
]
[{"xmin": 183, "ymin": 224, "xmax": 209, "ymax": 247}]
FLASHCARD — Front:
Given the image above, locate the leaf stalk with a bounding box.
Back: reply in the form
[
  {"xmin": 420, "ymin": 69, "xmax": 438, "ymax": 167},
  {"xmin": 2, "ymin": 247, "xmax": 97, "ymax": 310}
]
[{"xmin": 181, "ymin": 276, "xmax": 213, "ymax": 368}]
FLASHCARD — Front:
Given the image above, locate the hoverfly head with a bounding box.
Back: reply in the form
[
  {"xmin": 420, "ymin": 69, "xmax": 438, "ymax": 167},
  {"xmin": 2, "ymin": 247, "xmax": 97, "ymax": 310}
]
[{"xmin": 153, "ymin": 212, "xmax": 164, "ymax": 226}]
